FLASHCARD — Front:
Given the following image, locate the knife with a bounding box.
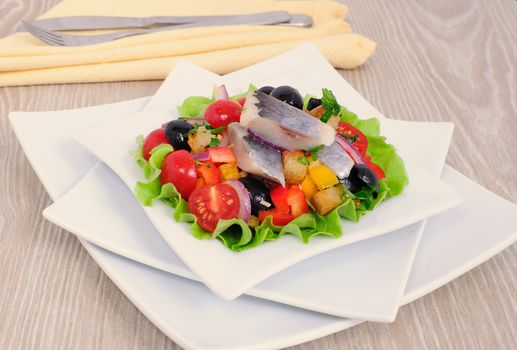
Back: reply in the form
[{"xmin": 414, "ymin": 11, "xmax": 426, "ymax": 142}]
[{"xmin": 30, "ymin": 11, "xmax": 308, "ymax": 31}]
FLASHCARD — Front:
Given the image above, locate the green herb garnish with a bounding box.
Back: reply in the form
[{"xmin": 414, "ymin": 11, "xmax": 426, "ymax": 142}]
[
  {"xmin": 308, "ymin": 145, "xmax": 324, "ymax": 160},
  {"xmin": 297, "ymin": 156, "xmax": 310, "ymax": 166},
  {"xmin": 208, "ymin": 137, "xmax": 221, "ymax": 148},
  {"xmin": 187, "ymin": 121, "xmax": 224, "ymax": 136},
  {"xmin": 320, "ymin": 88, "xmax": 341, "ymax": 123},
  {"xmin": 340, "ymin": 132, "xmax": 358, "ymax": 144}
]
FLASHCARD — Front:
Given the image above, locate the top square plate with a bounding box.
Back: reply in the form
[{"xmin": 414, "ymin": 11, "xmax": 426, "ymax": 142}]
[{"xmin": 75, "ymin": 45, "xmax": 461, "ymax": 299}]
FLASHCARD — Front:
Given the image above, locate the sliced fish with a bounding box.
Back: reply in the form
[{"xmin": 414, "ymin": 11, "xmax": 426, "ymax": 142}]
[
  {"xmin": 318, "ymin": 141, "xmax": 355, "ymax": 179},
  {"xmin": 227, "ymin": 123, "xmax": 285, "ymax": 186},
  {"xmin": 241, "ymin": 91, "xmax": 335, "ymax": 150}
]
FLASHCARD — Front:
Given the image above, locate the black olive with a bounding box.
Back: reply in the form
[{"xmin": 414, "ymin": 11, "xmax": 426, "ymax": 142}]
[
  {"xmin": 270, "ymin": 86, "xmax": 303, "ymax": 109},
  {"xmin": 341, "ymin": 164, "xmax": 379, "ymax": 193},
  {"xmin": 257, "ymin": 86, "xmax": 275, "ymax": 94},
  {"xmin": 307, "ymin": 97, "xmax": 322, "ymax": 111},
  {"xmin": 164, "ymin": 120, "xmax": 194, "ymax": 151},
  {"xmin": 239, "ymin": 177, "xmax": 273, "ymax": 215}
]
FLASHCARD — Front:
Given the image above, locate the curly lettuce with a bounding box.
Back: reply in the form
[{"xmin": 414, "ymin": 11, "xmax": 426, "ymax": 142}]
[
  {"xmin": 132, "ymin": 88, "xmax": 408, "ymax": 251},
  {"xmin": 132, "ymin": 139, "xmax": 344, "ymax": 251}
]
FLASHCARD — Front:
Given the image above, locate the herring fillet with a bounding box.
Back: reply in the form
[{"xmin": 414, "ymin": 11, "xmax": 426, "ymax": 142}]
[
  {"xmin": 318, "ymin": 141, "xmax": 355, "ymax": 179},
  {"xmin": 240, "ymin": 90, "xmax": 335, "ymax": 150},
  {"xmin": 227, "ymin": 123, "xmax": 285, "ymax": 186}
]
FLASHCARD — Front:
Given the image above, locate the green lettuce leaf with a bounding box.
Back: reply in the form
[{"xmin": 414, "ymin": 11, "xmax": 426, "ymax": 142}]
[
  {"xmin": 177, "ymin": 96, "xmax": 214, "ymax": 118},
  {"xmin": 338, "ymin": 104, "xmax": 409, "ymax": 199},
  {"xmin": 229, "ymin": 84, "xmax": 256, "ymax": 100}
]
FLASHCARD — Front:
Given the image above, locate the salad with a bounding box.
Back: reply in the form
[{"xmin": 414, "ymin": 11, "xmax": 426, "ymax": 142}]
[{"xmin": 132, "ymin": 85, "xmax": 408, "ymax": 251}]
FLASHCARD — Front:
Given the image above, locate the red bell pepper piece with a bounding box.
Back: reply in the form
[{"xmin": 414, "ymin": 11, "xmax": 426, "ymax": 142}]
[
  {"xmin": 196, "ymin": 161, "xmax": 220, "ymax": 186},
  {"xmin": 287, "ymin": 185, "xmax": 310, "ymax": 218},
  {"xmin": 258, "ymin": 209, "xmax": 294, "ymax": 226},
  {"xmin": 207, "ymin": 147, "xmax": 237, "ymax": 163},
  {"xmin": 270, "ymin": 185, "xmax": 290, "ymax": 214}
]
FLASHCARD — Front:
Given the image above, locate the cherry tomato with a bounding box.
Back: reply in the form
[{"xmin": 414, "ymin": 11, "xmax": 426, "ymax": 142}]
[
  {"xmin": 204, "ymin": 100, "xmax": 242, "ymax": 128},
  {"xmin": 143, "ymin": 128, "xmax": 170, "ymax": 160},
  {"xmin": 336, "ymin": 122, "xmax": 368, "ymax": 155},
  {"xmin": 160, "ymin": 150, "xmax": 197, "ymax": 199},
  {"xmin": 188, "ymin": 183, "xmax": 240, "ymax": 232}
]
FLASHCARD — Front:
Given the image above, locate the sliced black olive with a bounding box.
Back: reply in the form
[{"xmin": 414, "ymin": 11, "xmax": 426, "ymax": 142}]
[
  {"xmin": 239, "ymin": 176, "xmax": 273, "ymax": 215},
  {"xmin": 307, "ymin": 97, "xmax": 322, "ymax": 111},
  {"xmin": 257, "ymin": 86, "xmax": 275, "ymax": 94},
  {"xmin": 341, "ymin": 164, "xmax": 379, "ymax": 193},
  {"xmin": 270, "ymin": 86, "xmax": 303, "ymax": 109},
  {"xmin": 164, "ymin": 120, "xmax": 194, "ymax": 151}
]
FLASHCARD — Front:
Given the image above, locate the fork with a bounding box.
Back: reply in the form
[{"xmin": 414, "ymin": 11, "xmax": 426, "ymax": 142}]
[
  {"xmin": 30, "ymin": 11, "xmax": 296, "ymax": 31},
  {"xmin": 24, "ymin": 13, "xmax": 313, "ymax": 46}
]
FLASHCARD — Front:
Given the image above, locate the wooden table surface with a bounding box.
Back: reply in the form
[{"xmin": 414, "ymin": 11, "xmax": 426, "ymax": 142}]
[{"xmin": 1, "ymin": 0, "xmax": 516, "ymax": 349}]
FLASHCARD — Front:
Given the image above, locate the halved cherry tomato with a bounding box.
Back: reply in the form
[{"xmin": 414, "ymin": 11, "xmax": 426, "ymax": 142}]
[
  {"xmin": 188, "ymin": 183, "xmax": 240, "ymax": 232},
  {"xmin": 258, "ymin": 209, "xmax": 294, "ymax": 226},
  {"xmin": 160, "ymin": 150, "xmax": 197, "ymax": 199},
  {"xmin": 336, "ymin": 122, "xmax": 368, "ymax": 155},
  {"xmin": 204, "ymin": 100, "xmax": 242, "ymax": 128},
  {"xmin": 270, "ymin": 186, "xmax": 290, "ymax": 213},
  {"xmin": 287, "ymin": 185, "xmax": 309, "ymax": 217},
  {"xmin": 365, "ymin": 157, "xmax": 385, "ymax": 180},
  {"xmin": 196, "ymin": 161, "xmax": 220, "ymax": 186},
  {"xmin": 207, "ymin": 147, "xmax": 236, "ymax": 163},
  {"xmin": 143, "ymin": 128, "xmax": 170, "ymax": 160}
]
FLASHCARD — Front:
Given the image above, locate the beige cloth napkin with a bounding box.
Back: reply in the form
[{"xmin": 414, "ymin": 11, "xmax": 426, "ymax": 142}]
[{"xmin": 0, "ymin": 0, "xmax": 376, "ymax": 86}]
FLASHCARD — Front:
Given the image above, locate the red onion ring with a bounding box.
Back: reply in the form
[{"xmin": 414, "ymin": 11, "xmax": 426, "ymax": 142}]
[
  {"xmin": 335, "ymin": 134, "xmax": 365, "ymax": 164},
  {"xmin": 225, "ymin": 180, "xmax": 251, "ymax": 222},
  {"xmin": 192, "ymin": 152, "xmax": 210, "ymax": 161},
  {"xmin": 247, "ymin": 129, "xmax": 287, "ymax": 152},
  {"xmin": 213, "ymin": 85, "xmax": 230, "ymax": 100}
]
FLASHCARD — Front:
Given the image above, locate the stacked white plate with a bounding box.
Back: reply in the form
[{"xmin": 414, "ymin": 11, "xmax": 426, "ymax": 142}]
[{"xmin": 10, "ymin": 44, "xmax": 517, "ymax": 349}]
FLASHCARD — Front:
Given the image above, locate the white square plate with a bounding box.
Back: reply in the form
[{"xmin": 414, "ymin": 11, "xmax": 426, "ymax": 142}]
[
  {"xmin": 74, "ymin": 47, "xmax": 461, "ymax": 300},
  {"xmin": 9, "ymin": 62, "xmax": 517, "ymax": 349},
  {"xmin": 11, "ymin": 101, "xmax": 517, "ymax": 349},
  {"xmin": 41, "ymin": 120, "xmax": 452, "ymax": 321},
  {"xmin": 38, "ymin": 48, "xmax": 454, "ymax": 321}
]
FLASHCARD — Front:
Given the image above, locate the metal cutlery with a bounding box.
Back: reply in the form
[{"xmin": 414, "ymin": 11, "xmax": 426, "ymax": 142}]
[
  {"xmin": 30, "ymin": 11, "xmax": 297, "ymax": 31},
  {"xmin": 24, "ymin": 12, "xmax": 313, "ymax": 46}
]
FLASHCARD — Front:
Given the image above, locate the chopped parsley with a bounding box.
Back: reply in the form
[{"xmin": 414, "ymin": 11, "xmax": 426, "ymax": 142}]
[
  {"xmin": 340, "ymin": 132, "xmax": 358, "ymax": 144},
  {"xmin": 187, "ymin": 121, "xmax": 225, "ymax": 136},
  {"xmin": 297, "ymin": 156, "xmax": 310, "ymax": 166},
  {"xmin": 194, "ymin": 160, "xmax": 211, "ymax": 168},
  {"xmin": 308, "ymin": 145, "xmax": 324, "ymax": 160},
  {"xmin": 208, "ymin": 137, "xmax": 221, "ymax": 147},
  {"xmin": 320, "ymin": 88, "xmax": 341, "ymax": 123}
]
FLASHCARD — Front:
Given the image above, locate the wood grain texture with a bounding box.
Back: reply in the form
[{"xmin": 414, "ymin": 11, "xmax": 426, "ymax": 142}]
[{"xmin": 0, "ymin": 0, "xmax": 516, "ymax": 349}]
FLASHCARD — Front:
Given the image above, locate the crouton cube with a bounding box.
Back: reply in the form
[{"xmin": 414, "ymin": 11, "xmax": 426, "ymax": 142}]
[
  {"xmin": 311, "ymin": 185, "xmax": 344, "ymax": 216},
  {"xmin": 282, "ymin": 150, "xmax": 308, "ymax": 185}
]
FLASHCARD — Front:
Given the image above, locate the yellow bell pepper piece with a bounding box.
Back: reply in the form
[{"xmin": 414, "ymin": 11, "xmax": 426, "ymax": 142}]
[
  {"xmin": 301, "ymin": 175, "xmax": 318, "ymax": 200},
  {"xmin": 308, "ymin": 164, "xmax": 338, "ymax": 190},
  {"xmin": 219, "ymin": 163, "xmax": 240, "ymax": 180}
]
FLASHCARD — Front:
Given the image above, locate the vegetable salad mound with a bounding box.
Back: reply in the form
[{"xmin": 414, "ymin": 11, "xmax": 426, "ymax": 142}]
[{"xmin": 132, "ymin": 85, "xmax": 408, "ymax": 252}]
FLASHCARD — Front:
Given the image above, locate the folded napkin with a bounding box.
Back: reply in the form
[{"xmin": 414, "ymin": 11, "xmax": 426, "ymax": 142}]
[{"xmin": 0, "ymin": 0, "xmax": 376, "ymax": 86}]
